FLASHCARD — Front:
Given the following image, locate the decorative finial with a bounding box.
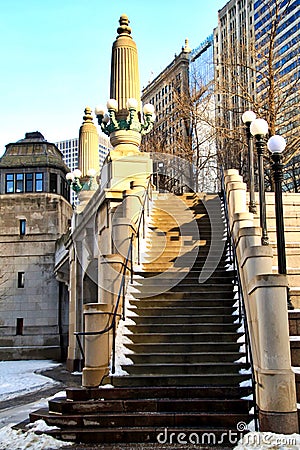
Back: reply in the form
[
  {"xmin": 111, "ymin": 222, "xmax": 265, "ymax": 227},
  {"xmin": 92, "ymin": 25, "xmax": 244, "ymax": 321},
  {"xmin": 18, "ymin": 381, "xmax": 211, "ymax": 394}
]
[
  {"xmin": 83, "ymin": 106, "xmax": 93, "ymax": 124},
  {"xmin": 183, "ymin": 38, "xmax": 191, "ymax": 53},
  {"xmin": 117, "ymin": 14, "xmax": 131, "ymax": 36}
]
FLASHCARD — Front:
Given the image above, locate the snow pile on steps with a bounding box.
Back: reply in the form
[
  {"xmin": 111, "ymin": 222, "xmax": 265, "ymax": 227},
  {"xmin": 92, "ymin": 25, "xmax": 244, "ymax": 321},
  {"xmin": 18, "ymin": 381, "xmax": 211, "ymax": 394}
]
[
  {"xmin": 109, "ymin": 288, "xmax": 136, "ymax": 376},
  {"xmin": 0, "ymin": 419, "xmax": 73, "ymax": 449}
]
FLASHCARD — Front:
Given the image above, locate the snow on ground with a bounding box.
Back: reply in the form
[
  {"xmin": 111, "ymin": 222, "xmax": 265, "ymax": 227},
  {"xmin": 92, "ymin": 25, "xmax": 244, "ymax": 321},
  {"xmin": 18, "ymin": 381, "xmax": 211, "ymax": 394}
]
[
  {"xmin": 0, "ymin": 360, "xmax": 59, "ymax": 402},
  {"xmin": 0, "ymin": 419, "xmax": 73, "ymax": 449},
  {"xmin": 0, "ymin": 360, "xmax": 72, "ymax": 449}
]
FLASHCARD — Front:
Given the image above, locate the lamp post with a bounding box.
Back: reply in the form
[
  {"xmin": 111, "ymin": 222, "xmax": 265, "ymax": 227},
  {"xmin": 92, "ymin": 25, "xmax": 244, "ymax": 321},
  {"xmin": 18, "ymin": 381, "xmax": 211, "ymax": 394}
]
[
  {"xmin": 250, "ymin": 118, "xmax": 269, "ymax": 245},
  {"xmin": 242, "ymin": 110, "xmax": 257, "ymax": 214},
  {"xmin": 95, "ymin": 98, "xmax": 155, "ymax": 136},
  {"xmin": 267, "ymin": 135, "xmax": 287, "ymax": 274},
  {"xmin": 268, "ymin": 135, "xmax": 294, "ymax": 310}
]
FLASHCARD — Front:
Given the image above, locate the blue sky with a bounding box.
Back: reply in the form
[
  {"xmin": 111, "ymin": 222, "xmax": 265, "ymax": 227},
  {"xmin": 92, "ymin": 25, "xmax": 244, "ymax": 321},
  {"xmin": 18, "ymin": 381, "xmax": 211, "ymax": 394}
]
[{"xmin": 0, "ymin": 0, "xmax": 226, "ymax": 155}]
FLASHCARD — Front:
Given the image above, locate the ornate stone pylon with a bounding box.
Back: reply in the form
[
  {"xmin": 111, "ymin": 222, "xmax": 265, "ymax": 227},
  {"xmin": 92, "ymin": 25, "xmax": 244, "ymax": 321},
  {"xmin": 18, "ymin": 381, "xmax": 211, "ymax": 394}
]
[
  {"xmin": 110, "ymin": 14, "xmax": 141, "ymax": 121},
  {"xmin": 95, "ymin": 14, "xmax": 155, "ymax": 157},
  {"xmin": 78, "ymin": 106, "xmax": 100, "ymax": 177}
]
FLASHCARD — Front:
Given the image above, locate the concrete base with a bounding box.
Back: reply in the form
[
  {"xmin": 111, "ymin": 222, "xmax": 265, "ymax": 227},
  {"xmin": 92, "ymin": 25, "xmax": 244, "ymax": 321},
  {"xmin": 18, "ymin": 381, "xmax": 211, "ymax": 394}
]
[
  {"xmin": 82, "ymin": 366, "xmax": 108, "ymax": 388},
  {"xmin": 66, "ymin": 358, "xmax": 83, "ymax": 373},
  {"xmin": 259, "ymin": 409, "xmax": 299, "ymax": 434}
]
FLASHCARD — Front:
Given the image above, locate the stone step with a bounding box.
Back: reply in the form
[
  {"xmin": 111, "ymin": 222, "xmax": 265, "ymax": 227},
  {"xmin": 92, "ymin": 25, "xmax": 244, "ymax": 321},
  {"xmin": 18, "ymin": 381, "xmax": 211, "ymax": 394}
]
[
  {"xmin": 150, "ymin": 208, "xmax": 223, "ymax": 215},
  {"xmin": 125, "ymin": 342, "xmax": 243, "ymax": 353},
  {"xmin": 126, "ymin": 323, "xmax": 240, "ymax": 334},
  {"xmin": 48, "ymin": 396, "xmax": 250, "ymax": 415},
  {"xmin": 290, "ymin": 337, "xmax": 300, "ymax": 366},
  {"xmin": 130, "ymin": 290, "xmax": 235, "ymax": 300},
  {"xmin": 124, "ymin": 332, "xmax": 243, "ymax": 344},
  {"xmin": 142, "ymin": 257, "xmax": 228, "ymax": 265},
  {"xmin": 129, "ymin": 314, "xmax": 238, "ymax": 325},
  {"xmin": 122, "ymin": 362, "xmax": 249, "ymax": 376},
  {"xmin": 132, "ymin": 274, "xmax": 235, "ymax": 285},
  {"xmin": 126, "ymin": 352, "xmax": 246, "ymax": 364},
  {"xmin": 109, "ymin": 373, "xmax": 250, "ymax": 387},
  {"xmin": 288, "ymin": 310, "xmax": 300, "ymax": 336},
  {"xmin": 134, "ymin": 269, "xmax": 234, "ymax": 277},
  {"xmin": 129, "ymin": 299, "xmax": 236, "ymax": 309},
  {"xmin": 131, "ymin": 284, "xmax": 234, "ymax": 293},
  {"xmin": 127, "ymin": 306, "xmax": 237, "ymax": 316},
  {"xmin": 141, "ymin": 257, "xmax": 228, "ymax": 266},
  {"xmin": 40, "ymin": 425, "xmax": 252, "ymax": 446},
  {"xmin": 30, "ymin": 408, "xmax": 251, "ymax": 430},
  {"xmin": 65, "ymin": 385, "xmax": 253, "ymax": 402}
]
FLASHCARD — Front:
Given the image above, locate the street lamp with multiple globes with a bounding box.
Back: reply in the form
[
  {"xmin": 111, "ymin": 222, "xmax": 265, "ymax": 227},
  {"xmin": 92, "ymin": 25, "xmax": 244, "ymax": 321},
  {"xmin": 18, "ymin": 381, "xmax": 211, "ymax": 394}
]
[
  {"xmin": 95, "ymin": 98, "xmax": 155, "ymax": 136},
  {"xmin": 242, "ymin": 110, "xmax": 257, "ymax": 214},
  {"xmin": 66, "ymin": 169, "xmax": 83, "ymax": 193},
  {"xmin": 250, "ymin": 118, "xmax": 269, "ymax": 245},
  {"xmin": 66, "ymin": 168, "xmax": 98, "ymax": 193}
]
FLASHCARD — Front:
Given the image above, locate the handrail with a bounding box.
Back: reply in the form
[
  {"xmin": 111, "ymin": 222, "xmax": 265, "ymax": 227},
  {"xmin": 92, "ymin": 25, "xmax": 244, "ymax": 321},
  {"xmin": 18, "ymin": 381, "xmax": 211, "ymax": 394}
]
[
  {"xmin": 220, "ymin": 166, "xmax": 259, "ymax": 431},
  {"xmin": 75, "ymin": 175, "xmax": 153, "ymax": 377}
]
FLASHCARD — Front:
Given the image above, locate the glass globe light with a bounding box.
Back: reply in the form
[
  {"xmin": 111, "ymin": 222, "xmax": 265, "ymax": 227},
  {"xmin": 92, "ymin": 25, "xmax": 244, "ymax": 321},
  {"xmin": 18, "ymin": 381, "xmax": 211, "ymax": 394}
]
[
  {"xmin": 73, "ymin": 169, "xmax": 82, "ymax": 179},
  {"xmin": 127, "ymin": 98, "xmax": 138, "ymax": 109},
  {"xmin": 95, "ymin": 106, "xmax": 105, "ymax": 116},
  {"xmin": 143, "ymin": 103, "xmax": 155, "ymax": 115},
  {"xmin": 242, "ymin": 110, "xmax": 256, "ymax": 124},
  {"xmin": 250, "ymin": 118, "xmax": 269, "ymax": 136},
  {"xmin": 66, "ymin": 172, "xmax": 74, "ymax": 181},
  {"xmin": 87, "ymin": 168, "xmax": 97, "ymax": 177},
  {"xmin": 106, "ymin": 99, "xmax": 118, "ymax": 111},
  {"xmin": 267, "ymin": 135, "xmax": 286, "ymax": 154}
]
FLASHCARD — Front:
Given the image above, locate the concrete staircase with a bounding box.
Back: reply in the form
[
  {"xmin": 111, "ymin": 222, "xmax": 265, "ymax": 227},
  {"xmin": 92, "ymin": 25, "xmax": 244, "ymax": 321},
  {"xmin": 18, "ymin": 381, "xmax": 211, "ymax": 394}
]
[
  {"xmin": 248, "ymin": 192, "xmax": 300, "ymax": 417},
  {"xmin": 26, "ymin": 193, "xmax": 254, "ymax": 447}
]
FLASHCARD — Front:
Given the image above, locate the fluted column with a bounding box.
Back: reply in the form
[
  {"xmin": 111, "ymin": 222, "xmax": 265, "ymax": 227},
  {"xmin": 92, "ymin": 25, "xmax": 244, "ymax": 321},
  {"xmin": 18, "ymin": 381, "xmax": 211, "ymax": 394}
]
[
  {"xmin": 78, "ymin": 106, "xmax": 100, "ymax": 177},
  {"xmin": 110, "ymin": 14, "xmax": 141, "ymax": 121}
]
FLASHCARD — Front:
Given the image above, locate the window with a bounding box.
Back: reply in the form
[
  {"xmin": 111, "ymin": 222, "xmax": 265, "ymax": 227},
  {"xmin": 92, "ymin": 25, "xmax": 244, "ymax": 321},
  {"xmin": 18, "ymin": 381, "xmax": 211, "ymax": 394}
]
[
  {"xmin": 17, "ymin": 272, "xmax": 25, "ymax": 288},
  {"xmin": 50, "ymin": 173, "xmax": 57, "ymax": 193},
  {"xmin": 25, "ymin": 173, "xmax": 33, "ymax": 192},
  {"xmin": 16, "ymin": 173, "xmax": 24, "ymax": 193},
  {"xmin": 35, "ymin": 173, "xmax": 43, "ymax": 192},
  {"xmin": 19, "ymin": 219, "xmax": 26, "ymax": 236},
  {"xmin": 5, "ymin": 174, "xmax": 14, "ymax": 193},
  {"xmin": 16, "ymin": 318, "xmax": 23, "ymax": 335}
]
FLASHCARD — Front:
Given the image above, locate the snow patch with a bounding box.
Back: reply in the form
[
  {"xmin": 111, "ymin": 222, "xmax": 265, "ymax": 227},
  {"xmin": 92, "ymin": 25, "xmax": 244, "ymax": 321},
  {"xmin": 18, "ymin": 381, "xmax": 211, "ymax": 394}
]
[
  {"xmin": 109, "ymin": 294, "xmax": 135, "ymax": 376},
  {"xmin": 0, "ymin": 361, "xmax": 60, "ymax": 402},
  {"xmin": 240, "ymin": 379, "xmax": 252, "ymax": 387},
  {"xmin": 0, "ymin": 420, "xmax": 73, "ymax": 449}
]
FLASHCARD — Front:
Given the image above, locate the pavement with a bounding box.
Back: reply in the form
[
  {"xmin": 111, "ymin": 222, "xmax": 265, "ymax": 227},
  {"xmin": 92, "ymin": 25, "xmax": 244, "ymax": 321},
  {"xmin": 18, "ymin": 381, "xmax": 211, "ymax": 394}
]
[{"xmin": 0, "ymin": 363, "xmax": 82, "ymax": 414}]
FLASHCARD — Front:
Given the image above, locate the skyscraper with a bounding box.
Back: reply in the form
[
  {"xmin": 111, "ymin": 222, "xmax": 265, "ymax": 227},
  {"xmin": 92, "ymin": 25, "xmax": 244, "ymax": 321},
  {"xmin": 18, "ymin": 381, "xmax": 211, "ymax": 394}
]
[
  {"xmin": 214, "ymin": 0, "xmax": 299, "ymax": 188},
  {"xmin": 190, "ymin": 35, "xmax": 218, "ymax": 192}
]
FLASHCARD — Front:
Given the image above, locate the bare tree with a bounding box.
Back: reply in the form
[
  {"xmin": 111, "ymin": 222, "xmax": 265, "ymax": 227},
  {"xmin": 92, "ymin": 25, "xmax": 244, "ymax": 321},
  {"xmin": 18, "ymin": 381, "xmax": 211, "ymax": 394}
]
[{"xmin": 215, "ymin": 0, "xmax": 299, "ymax": 188}]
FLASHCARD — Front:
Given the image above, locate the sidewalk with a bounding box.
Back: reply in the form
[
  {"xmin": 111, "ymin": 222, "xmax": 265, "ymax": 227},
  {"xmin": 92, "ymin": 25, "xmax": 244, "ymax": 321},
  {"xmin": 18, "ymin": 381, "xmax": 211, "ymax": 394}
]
[{"xmin": 0, "ymin": 363, "xmax": 81, "ymax": 414}]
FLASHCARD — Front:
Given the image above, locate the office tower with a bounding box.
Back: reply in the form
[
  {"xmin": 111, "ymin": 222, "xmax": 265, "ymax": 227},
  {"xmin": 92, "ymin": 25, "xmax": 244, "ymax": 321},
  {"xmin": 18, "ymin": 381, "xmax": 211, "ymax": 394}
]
[{"xmin": 190, "ymin": 34, "xmax": 218, "ymax": 191}]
